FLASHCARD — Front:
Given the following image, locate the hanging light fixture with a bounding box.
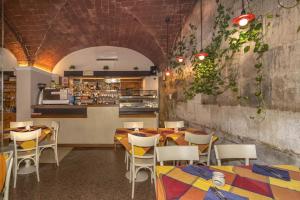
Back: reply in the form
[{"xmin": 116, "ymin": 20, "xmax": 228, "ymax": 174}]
[
  {"xmin": 176, "ymin": 1, "xmax": 184, "ymax": 63},
  {"xmin": 194, "ymin": 0, "xmax": 208, "ymax": 61},
  {"xmin": 165, "ymin": 17, "xmax": 171, "ymax": 77},
  {"xmin": 232, "ymin": 0, "xmax": 255, "ymax": 27}
]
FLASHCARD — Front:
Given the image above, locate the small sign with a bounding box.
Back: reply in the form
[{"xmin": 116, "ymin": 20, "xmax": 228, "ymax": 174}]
[{"xmin": 83, "ymin": 70, "xmax": 94, "ymax": 76}]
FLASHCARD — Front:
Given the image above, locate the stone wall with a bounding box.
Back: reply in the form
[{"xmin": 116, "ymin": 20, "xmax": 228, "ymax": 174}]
[{"xmin": 161, "ymin": 0, "xmax": 300, "ymax": 165}]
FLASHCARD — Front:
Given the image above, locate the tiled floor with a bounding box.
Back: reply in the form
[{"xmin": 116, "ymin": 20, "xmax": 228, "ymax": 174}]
[{"xmin": 10, "ymin": 148, "xmax": 155, "ymax": 200}]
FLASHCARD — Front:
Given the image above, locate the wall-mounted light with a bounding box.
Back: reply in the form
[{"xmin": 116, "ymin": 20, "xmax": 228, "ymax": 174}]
[
  {"xmin": 176, "ymin": 56, "xmax": 184, "ymax": 63},
  {"xmin": 232, "ymin": 0, "xmax": 255, "ymax": 27},
  {"xmin": 165, "ymin": 69, "xmax": 171, "ymax": 76},
  {"xmin": 195, "ymin": 52, "xmax": 208, "ymax": 61}
]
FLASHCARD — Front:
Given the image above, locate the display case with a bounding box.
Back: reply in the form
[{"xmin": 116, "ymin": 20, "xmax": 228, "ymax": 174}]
[{"xmin": 119, "ymin": 90, "xmax": 159, "ymax": 115}]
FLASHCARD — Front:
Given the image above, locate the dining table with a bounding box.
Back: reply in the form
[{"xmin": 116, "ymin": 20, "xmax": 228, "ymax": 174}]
[
  {"xmin": 114, "ymin": 127, "xmax": 219, "ymax": 182},
  {"xmin": 3, "ymin": 125, "xmax": 52, "ymax": 174},
  {"xmin": 156, "ymin": 164, "xmax": 300, "ymax": 200}
]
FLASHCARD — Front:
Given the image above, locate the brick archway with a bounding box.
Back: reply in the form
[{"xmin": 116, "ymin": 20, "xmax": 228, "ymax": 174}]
[{"xmin": 3, "ymin": 0, "xmax": 196, "ymax": 71}]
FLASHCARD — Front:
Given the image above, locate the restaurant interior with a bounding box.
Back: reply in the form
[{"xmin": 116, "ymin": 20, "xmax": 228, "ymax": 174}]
[{"xmin": 0, "ymin": 0, "xmax": 300, "ymax": 199}]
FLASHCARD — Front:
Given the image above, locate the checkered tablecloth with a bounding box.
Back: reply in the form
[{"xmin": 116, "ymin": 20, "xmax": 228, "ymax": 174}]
[{"xmin": 156, "ymin": 165, "xmax": 300, "ymax": 200}]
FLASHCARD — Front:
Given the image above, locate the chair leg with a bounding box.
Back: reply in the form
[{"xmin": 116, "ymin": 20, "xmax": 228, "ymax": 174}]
[
  {"xmin": 54, "ymin": 146, "xmax": 59, "ymax": 167},
  {"xmin": 131, "ymin": 169, "xmax": 135, "ymax": 199},
  {"xmin": 13, "ymin": 159, "xmax": 17, "ymax": 188},
  {"xmin": 36, "ymin": 158, "xmax": 40, "ymax": 182}
]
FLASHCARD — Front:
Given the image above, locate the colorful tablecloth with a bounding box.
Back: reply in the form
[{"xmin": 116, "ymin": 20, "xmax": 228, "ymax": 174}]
[
  {"xmin": 115, "ymin": 128, "xmax": 162, "ymax": 156},
  {"xmin": 156, "ymin": 165, "xmax": 300, "ymax": 200},
  {"xmin": 3, "ymin": 125, "xmax": 52, "ymax": 149},
  {"xmin": 160, "ymin": 128, "xmax": 218, "ymax": 153},
  {"xmin": 0, "ymin": 154, "xmax": 6, "ymax": 192}
]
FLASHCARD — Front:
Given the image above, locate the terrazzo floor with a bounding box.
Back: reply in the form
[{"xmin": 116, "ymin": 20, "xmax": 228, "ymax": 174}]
[{"xmin": 10, "ymin": 148, "xmax": 155, "ymax": 200}]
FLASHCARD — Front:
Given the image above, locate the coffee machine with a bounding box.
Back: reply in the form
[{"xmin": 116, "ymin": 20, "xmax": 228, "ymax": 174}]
[{"xmin": 37, "ymin": 83, "xmax": 46, "ymax": 105}]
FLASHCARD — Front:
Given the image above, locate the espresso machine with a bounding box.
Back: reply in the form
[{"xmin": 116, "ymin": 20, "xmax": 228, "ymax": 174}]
[{"xmin": 37, "ymin": 83, "xmax": 46, "ymax": 105}]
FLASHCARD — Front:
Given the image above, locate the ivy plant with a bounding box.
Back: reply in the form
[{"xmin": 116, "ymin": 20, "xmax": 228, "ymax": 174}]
[{"xmin": 179, "ymin": 3, "xmax": 269, "ymax": 117}]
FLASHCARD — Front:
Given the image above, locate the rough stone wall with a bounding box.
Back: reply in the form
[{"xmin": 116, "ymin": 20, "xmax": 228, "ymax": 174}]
[{"xmin": 161, "ymin": 0, "xmax": 300, "ymax": 164}]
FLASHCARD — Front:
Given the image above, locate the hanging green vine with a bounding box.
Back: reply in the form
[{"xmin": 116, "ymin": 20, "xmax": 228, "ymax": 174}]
[{"xmin": 181, "ymin": 3, "xmax": 269, "ymax": 116}]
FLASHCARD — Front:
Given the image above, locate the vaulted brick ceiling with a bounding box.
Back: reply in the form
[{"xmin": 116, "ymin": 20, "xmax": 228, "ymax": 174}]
[{"xmin": 1, "ymin": 0, "xmax": 197, "ymax": 71}]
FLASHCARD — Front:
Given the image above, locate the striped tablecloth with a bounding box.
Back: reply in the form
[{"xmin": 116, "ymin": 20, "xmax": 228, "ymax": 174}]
[
  {"xmin": 156, "ymin": 165, "xmax": 300, "ymax": 200},
  {"xmin": 3, "ymin": 125, "xmax": 52, "ymax": 149}
]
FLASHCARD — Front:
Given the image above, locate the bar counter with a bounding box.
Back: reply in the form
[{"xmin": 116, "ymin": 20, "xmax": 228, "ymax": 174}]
[{"xmin": 31, "ymin": 104, "xmax": 158, "ymax": 145}]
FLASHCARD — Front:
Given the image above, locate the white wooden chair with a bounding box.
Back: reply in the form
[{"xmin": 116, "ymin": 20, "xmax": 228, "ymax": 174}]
[
  {"xmin": 2, "ymin": 151, "xmax": 13, "ymax": 200},
  {"xmin": 214, "ymin": 144, "xmax": 257, "ymax": 166},
  {"xmin": 184, "ymin": 132, "xmax": 214, "ymax": 166},
  {"xmin": 155, "ymin": 146, "xmax": 199, "ymax": 166},
  {"xmin": 11, "ymin": 129, "xmax": 41, "ymax": 188},
  {"xmin": 39, "ymin": 121, "xmax": 59, "ymax": 166},
  {"xmin": 10, "ymin": 121, "xmax": 33, "ymax": 128},
  {"xmin": 128, "ymin": 134, "xmax": 159, "ymax": 199},
  {"xmin": 123, "ymin": 122, "xmax": 144, "ymax": 131},
  {"xmin": 164, "ymin": 121, "xmax": 184, "ymax": 132},
  {"xmin": 123, "ymin": 122, "xmax": 144, "ymax": 170}
]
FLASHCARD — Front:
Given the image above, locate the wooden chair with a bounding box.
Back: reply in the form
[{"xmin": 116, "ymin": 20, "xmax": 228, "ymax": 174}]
[
  {"xmin": 184, "ymin": 132, "xmax": 214, "ymax": 166},
  {"xmin": 128, "ymin": 134, "xmax": 159, "ymax": 199},
  {"xmin": 11, "ymin": 129, "xmax": 41, "ymax": 188},
  {"xmin": 10, "ymin": 121, "xmax": 33, "ymax": 128},
  {"xmin": 155, "ymin": 146, "xmax": 199, "ymax": 166},
  {"xmin": 164, "ymin": 121, "xmax": 184, "ymax": 132},
  {"xmin": 39, "ymin": 121, "xmax": 59, "ymax": 166},
  {"xmin": 214, "ymin": 144, "xmax": 257, "ymax": 166},
  {"xmin": 123, "ymin": 122, "xmax": 144, "ymax": 170}
]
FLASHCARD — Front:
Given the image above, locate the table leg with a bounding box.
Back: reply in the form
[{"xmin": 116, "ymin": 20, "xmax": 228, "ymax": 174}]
[{"xmin": 18, "ymin": 159, "xmax": 36, "ymax": 174}]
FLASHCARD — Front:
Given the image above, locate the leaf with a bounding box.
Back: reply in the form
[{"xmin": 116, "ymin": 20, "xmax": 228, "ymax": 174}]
[
  {"xmin": 244, "ymin": 46, "xmax": 251, "ymax": 53},
  {"xmin": 266, "ymin": 14, "xmax": 273, "ymax": 18}
]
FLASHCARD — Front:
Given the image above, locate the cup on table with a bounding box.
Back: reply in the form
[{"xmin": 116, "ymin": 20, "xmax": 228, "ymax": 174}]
[{"xmin": 212, "ymin": 171, "xmax": 225, "ymax": 187}]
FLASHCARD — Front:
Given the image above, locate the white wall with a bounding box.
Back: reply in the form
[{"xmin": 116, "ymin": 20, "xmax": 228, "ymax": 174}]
[
  {"xmin": 16, "ymin": 67, "xmax": 52, "ymax": 121},
  {"xmin": 0, "ymin": 48, "xmax": 18, "ymax": 71},
  {"xmin": 53, "ymin": 46, "xmax": 154, "ymax": 76}
]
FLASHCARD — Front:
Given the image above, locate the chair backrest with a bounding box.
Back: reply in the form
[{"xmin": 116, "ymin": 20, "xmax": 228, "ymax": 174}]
[
  {"xmin": 185, "ymin": 132, "xmax": 214, "ymax": 165},
  {"xmin": 155, "ymin": 146, "xmax": 199, "ymax": 166},
  {"xmin": 214, "ymin": 144, "xmax": 257, "ymax": 166},
  {"xmin": 123, "ymin": 122, "xmax": 144, "ymax": 131},
  {"xmin": 185, "ymin": 132, "xmax": 212, "ymax": 145},
  {"xmin": 164, "ymin": 121, "xmax": 184, "ymax": 129},
  {"xmin": 11, "ymin": 129, "xmax": 41, "ymax": 152},
  {"xmin": 3, "ymin": 151, "xmax": 13, "ymax": 200},
  {"xmin": 10, "ymin": 121, "xmax": 33, "ymax": 128},
  {"xmin": 51, "ymin": 121, "xmax": 59, "ymax": 142},
  {"xmin": 128, "ymin": 134, "xmax": 159, "ymax": 159}
]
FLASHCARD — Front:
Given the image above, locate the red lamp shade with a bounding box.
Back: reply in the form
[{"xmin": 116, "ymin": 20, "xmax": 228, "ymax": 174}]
[
  {"xmin": 232, "ymin": 13, "xmax": 255, "ymax": 27},
  {"xmin": 176, "ymin": 56, "xmax": 184, "ymax": 63},
  {"xmin": 195, "ymin": 52, "xmax": 208, "ymax": 61}
]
